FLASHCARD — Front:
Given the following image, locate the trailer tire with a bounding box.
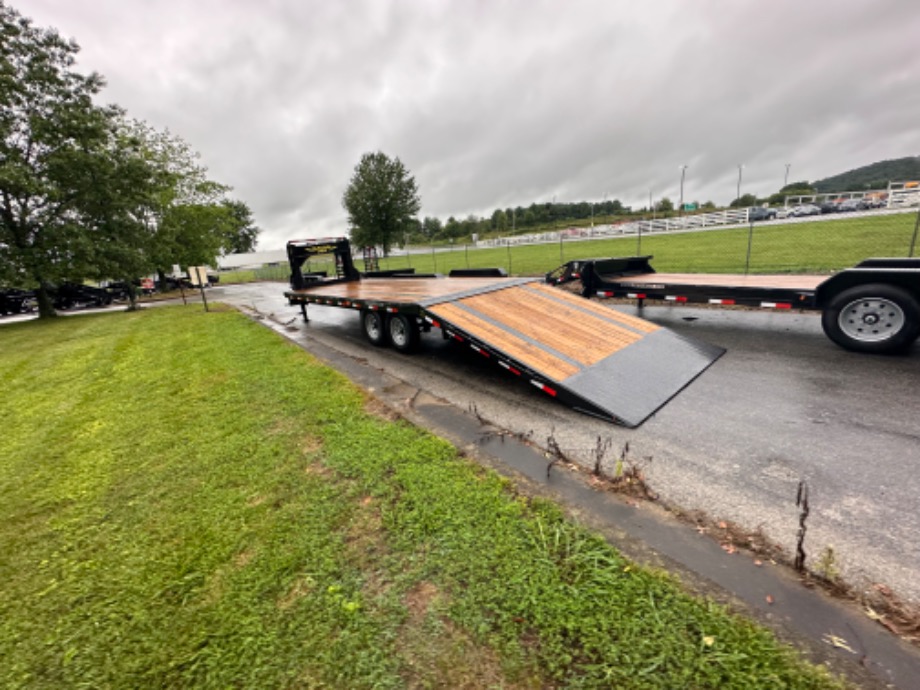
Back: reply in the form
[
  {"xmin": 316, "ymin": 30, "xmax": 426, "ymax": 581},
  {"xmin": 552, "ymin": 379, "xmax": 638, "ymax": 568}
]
[
  {"xmin": 387, "ymin": 313, "xmax": 420, "ymax": 353},
  {"xmin": 822, "ymin": 284, "xmax": 920, "ymax": 354},
  {"xmin": 361, "ymin": 309, "xmax": 387, "ymax": 347}
]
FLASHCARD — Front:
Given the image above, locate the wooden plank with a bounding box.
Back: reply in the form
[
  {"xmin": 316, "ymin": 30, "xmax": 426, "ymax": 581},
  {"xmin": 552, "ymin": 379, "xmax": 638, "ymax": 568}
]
[
  {"xmin": 607, "ymin": 272, "xmax": 826, "ymax": 290},
  {"xmin": 287, "ymin": 277, "xmax": 515, "ymax": 302},
  {"xmin": 432, "ymin": 302, "xmax": 580, "ymax": 380},
  {"xmin": 457, "ymin": 286, "xmax": 643, "ymax": 369},
  {"xmin": 526, "ymin": 283, "xmax": 659, "ymax": 334}
]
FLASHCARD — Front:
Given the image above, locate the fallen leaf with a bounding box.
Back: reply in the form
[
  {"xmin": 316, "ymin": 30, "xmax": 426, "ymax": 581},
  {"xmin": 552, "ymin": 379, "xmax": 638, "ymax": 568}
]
[
  {"xmin": 864, "ymin": 607, "xmax": 882, "ymax": 621},
  {"xmin": 822, "ymin": 634, "xmax": 857, "ymax": 654}
]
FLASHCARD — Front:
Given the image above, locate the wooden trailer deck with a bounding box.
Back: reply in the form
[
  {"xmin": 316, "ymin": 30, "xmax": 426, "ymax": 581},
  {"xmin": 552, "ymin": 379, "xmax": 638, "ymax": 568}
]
[
  {"xmin": 287, "ymin": 276, "xmax": 724, "ymax": 426},
  {"xmin": 602, "ymin": 272, "xmax": 826, "ymax": 291}
]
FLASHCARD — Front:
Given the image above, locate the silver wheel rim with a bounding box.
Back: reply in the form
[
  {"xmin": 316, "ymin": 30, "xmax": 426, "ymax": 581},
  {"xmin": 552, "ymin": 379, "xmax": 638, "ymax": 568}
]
[
  {"xmin": 390, "ymin": 317, "xmax": 408, "ymax": 347},
  {"xmin": 365, "ymin": 313, "xmax": 381, "ymax": 340},
  {"xmin": 838, "ymin": 297, "xmax": 905, "ymax": 343}
]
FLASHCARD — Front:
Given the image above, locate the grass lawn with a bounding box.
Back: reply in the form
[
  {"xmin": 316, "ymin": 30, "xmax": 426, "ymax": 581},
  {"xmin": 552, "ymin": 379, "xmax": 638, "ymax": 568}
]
[
  {"xmin": 267, "ymin": 213, "xmax": 917, "ymax": 282},
  {"xmin": 0, "ymin": 306, "xmax": 846, "ymax": 688}
]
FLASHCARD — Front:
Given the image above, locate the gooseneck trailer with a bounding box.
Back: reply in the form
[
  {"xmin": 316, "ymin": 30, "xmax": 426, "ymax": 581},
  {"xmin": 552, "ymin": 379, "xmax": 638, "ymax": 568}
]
[
  {"xmin": 284, "ymin": 238, "xmax": 724, "ymax": 427},
  {"xmin": 549, "ymin": 256, "xmax": 920, "ymax": 355}
]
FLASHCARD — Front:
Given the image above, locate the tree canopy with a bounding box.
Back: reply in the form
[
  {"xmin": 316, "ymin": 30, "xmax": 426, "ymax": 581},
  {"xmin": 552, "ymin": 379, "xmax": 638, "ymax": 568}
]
[
  {"xmin": 0, "ymin": 1, "xmax": 259, "ymax": 316},
  {"xmin": 342, "ymin": 152, "xmax": 421, "ymax": 256}
]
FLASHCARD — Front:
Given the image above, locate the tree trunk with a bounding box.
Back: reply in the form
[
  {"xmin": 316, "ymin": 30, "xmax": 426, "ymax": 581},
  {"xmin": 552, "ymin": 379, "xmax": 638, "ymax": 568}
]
[
  {"xmin": 35, "ymin": 283, "xmax": 57, "ymax": 319},
  {"xmin": 125, "ymin": 281, "xmax": 141, "ymax": 311}
]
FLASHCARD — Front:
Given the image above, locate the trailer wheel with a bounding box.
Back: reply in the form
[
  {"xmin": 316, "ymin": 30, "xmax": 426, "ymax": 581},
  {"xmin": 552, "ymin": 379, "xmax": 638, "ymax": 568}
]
[
  {"xmin": 822, "ymin": 284, "xmax": 920, "ymax": 354},
  {"xmin": 361, "ymin": 309, "xmax": 387, "ymax": 346},
  {"xmin": 387, "ymin": 313, "xmax": 420, "ymax": 353}
]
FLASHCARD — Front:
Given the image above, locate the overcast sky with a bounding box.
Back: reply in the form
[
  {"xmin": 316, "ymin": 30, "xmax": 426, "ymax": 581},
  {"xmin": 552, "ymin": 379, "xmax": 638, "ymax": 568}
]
[{"xmin": 15, "ymin": 0, "xmax": 920, "ymax": 250}]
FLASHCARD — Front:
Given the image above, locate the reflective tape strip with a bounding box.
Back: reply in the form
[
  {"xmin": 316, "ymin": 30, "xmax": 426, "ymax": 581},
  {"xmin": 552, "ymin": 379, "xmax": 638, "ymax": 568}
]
[
  {"xmin": 499, "ymin": 361, "xmax": 521, "ymax": 376},
  {"xmin": 531, "ymin": 380, "xmax": 557, "ymax": 397},
  {"xmin": 627, "ymin": 292, "xmax": 647, "ymax": 299},
  {"xmin": 709, "ymin": 299, "xmax": 735, "ymax": 305},
  {"xmin": 386, "ymin": 307, "xmax": 398, "ymax": 313},
  {"xmin": 762, "ymin": 302, "xmax": 792, "ymax": 309},
  {"xmin": 470, "ymin": 344, "xmax": 490, "ymax": 358},
  {"xmin": 665, "ymin": 295, "xmax": 688, "ymax": 302},
  {"xmin": 596, "ymin": 291, "xmax": 614, "ymax": 298}
]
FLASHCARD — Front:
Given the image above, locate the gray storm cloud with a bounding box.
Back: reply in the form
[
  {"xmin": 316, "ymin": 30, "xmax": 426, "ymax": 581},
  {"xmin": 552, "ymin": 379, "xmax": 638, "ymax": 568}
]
[{"xmin": 16, "ymin": 0, "xmax": 920, "ymax": 249}]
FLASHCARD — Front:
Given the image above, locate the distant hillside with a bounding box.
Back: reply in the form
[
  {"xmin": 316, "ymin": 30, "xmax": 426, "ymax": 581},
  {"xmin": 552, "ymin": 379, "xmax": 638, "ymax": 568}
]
[{"xmin": 813, "ymin": 156, "xmax": 920, "ymax": 192}]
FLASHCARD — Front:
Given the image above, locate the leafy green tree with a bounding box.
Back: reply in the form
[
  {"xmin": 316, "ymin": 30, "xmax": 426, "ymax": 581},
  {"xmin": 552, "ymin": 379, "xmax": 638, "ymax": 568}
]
[
  {"xmin": 658, "ymin": 197, "xmax": 674, "ymax": 213},
  {"xmin": 220, "ymin": 199, "xmax": 259, "ymax": 254},
  {"xmin": 421, "ymin": 216, "xmax": 442, "ymax": 240},
  {"xmin": 491, "ymin": 209, "xmax": 507, "ymax": 232},
  {"xmin": 0, "ymin": 1, "xmax": 123, "ymax": 316},
  {"xmin": 729, "ymin": 193, "xmax": 759, "ymax": 208},
  {"xmin": 342, "ymin": 152, "xmax": 421, "ymax": 256}
]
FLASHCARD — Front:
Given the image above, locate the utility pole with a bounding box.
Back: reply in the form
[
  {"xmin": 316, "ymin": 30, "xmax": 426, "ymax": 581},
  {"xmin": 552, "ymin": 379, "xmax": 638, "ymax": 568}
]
[
  {"xmin": 784, "ymin": 163, "xmax": 791, "ymax": 188},
  {"xmin": 736, "ymin": 164, "xmax": 744, "ymax": 206},
  {"xmin": 679, "ymin": 165, "xmax": 688, "ymax": 217}
]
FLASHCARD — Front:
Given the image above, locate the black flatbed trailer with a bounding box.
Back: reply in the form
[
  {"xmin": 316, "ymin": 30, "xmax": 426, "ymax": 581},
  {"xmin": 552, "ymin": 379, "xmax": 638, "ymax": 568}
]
[
  {"xmin": 549, "ymin": 256, "xmax": 920, "ymax": 354},
  {"xmin": 283, "ymin": 238, "xmax": 724, "ymax": 427}
]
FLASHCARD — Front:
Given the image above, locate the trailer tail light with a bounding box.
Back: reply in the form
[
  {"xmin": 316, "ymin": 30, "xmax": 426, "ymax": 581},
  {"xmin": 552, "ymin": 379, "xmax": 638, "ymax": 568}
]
[
  {"xmin": 531, "ymin": 380, "xmax": 557, "ymax": 397},
  {"xmin": 499, "ymin": 361, "xmax": 521, "ymax": 376},
  {"xmin": 470, "ymin": 344, "xmax": 490, "ymax": 358},
  {"xmin": 665, "ymin": 295, "xmax": 688, "ymax": 302},
  {"xmin": 627, "ymin": 293, "xmax": 647, "ymax": 299},
  {"xmin": 708, "ymin": 298, "xmax": 736, "ymax": 305},
  {"xmin": 761, "ymin": 302, "xmax": 792, "ymax": 309}
]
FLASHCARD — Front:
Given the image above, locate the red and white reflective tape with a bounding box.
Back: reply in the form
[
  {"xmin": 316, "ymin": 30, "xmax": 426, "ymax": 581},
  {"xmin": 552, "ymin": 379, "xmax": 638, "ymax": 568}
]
[
  {"xmin": 499, "ymin": 361, "xmax": 521, "ymax": 376},
  {"xmin": 596, "ymin": 291, "xmax": 614, "ymax": 298},
  {"xmin": 531, "ymin": 380, "xmax": 557, "ymax": 397},
  {"xmin": 353, "ymin": 303, "xmax": 362, "ymax": 309},
  {"xmin": 369, "ymin": 305, "xmax": 379, "ymax": 310},
  {"xmin": 424, "ymin": 315, "xmax": 441, "ymax": 328},
  {"xmin": 708, "ymin": 298, "xmax": 736, "ymax": 305},
  {"xmin": 761, "ymin": 302, "xmax": 792, "ymax": 309},
  {"xmin": 445, "ymin": 330, "xmax": 464, "ymax": 342},
  {"xmin": 470, "ymin": 344, "xmax": 490, "ymax": 358},
  {"xmin": 386, "ymin": 307, "xmax": 398, "ymax": 313},
  {"xmin": 665, "ymin": 295, "xmax": 688, "ymax": 302},
  {"xmin": 627, "ymin": 292, "xmax": 647, "ymax": 299}
]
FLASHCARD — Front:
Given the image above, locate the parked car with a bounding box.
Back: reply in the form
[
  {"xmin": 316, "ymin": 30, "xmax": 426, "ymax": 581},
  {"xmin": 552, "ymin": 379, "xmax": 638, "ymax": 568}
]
[
  {"xmin": 51, "ymin": 283, "xmax": 113, "ymax": 310},
  {"xmin": 819, "ymin": 201, "xmax": 841, "ymax": 214},
  {"xmin": 838, "ymin": 198, "xmax": 867, "ymax": 212},
  {"xmin": 775, "ymin": 207, "xmax": 795, "ymax": 219},
  {"xmin": 748, "ymin": 206, "xmax": 777, "ymax": 222},
  {"xmin": 0, "ymin": 289, "xmax": 35, "ymax": 316},
  {"xmin": 790, "ymin": 204, "xmax": 822, "ymax": 217}
]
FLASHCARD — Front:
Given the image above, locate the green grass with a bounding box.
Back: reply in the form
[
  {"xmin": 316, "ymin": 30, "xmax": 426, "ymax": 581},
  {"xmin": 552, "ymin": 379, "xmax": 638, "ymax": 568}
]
[
  {"xmin": 0, "ymin": 307, "xmax": 847, "ymax": 688},
  {"xmin": 260, "ymin": 213, "xmax": 916, "ymax": 284}
]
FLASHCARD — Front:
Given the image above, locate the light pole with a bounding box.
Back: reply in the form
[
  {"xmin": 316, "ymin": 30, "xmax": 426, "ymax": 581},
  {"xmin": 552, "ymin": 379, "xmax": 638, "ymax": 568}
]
[
  {"xmin": 649, "ymin": 189, "xmax": 654, "ymax": 220},
  {"xmin": 736, "ymin": 164, "xmax": 744, "ymax": 206},
  {"xmin": 678, "ymin": 165, "xmax": 688, "ymax": 217},
  {"xmin": 784, "ymin": 163, "xmax": 791, "ymax": 188}
]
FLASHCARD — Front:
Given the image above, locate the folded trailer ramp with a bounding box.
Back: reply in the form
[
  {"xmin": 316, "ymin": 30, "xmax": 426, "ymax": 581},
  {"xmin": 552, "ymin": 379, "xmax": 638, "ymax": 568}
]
[{"xmin": 422, "ymin": 282, "xmax": 724, "ymax": 427}]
